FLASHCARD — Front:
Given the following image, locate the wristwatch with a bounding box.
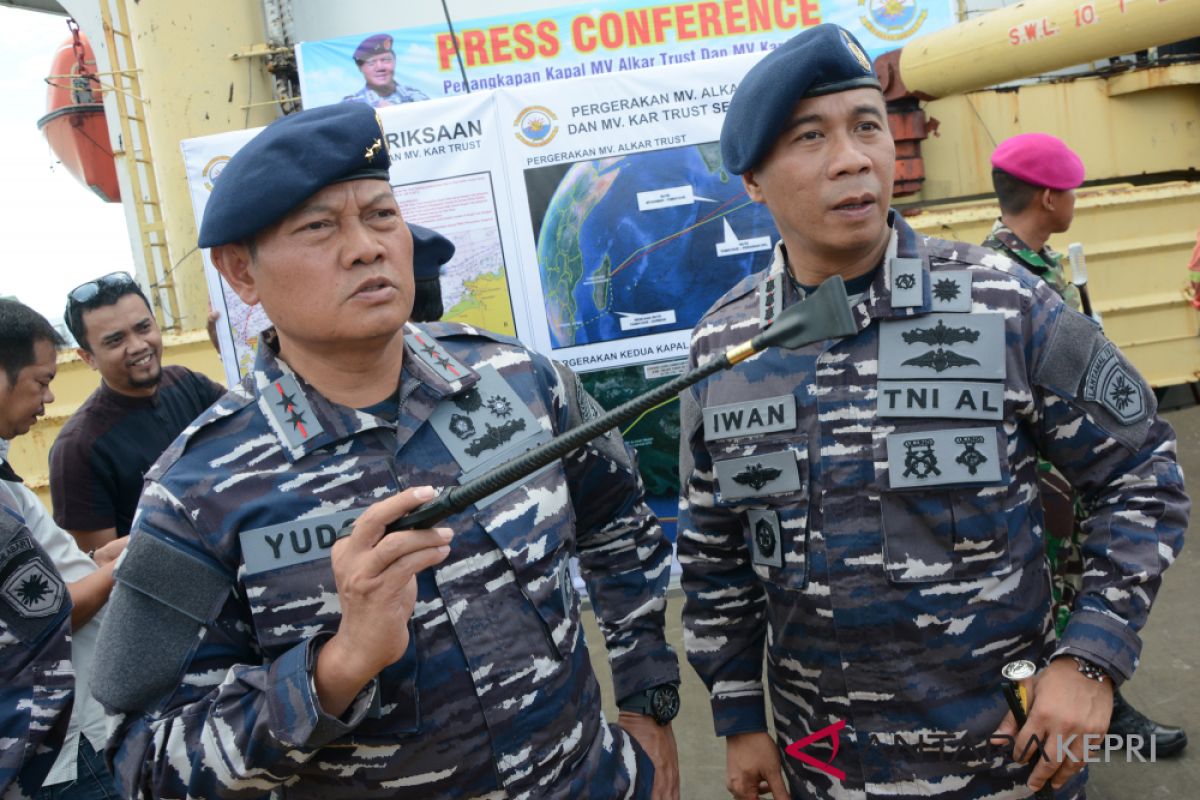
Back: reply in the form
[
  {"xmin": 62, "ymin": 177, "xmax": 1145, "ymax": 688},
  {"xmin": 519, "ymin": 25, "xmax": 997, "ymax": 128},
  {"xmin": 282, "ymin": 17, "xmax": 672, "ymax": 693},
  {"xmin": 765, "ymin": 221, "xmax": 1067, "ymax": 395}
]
[
  {"xmin": 1070, "ymin": 655, "xmax": 1110, "ymax": 684},
  {"xmin": 618, "ymin": 683, "xmax": 681, "ymax": 726}
]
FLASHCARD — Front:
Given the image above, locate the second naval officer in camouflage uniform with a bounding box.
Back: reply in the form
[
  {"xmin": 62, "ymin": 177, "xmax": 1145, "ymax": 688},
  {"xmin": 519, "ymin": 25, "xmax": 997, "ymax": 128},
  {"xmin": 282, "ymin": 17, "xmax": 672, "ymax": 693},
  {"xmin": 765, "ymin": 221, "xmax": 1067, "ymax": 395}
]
[
  {"xmin": 90, "ymin": 103, "xmax": 680, "ymax": 799},
  {"xmin": 0, "ymin": 303, "xmax": 74, "ymax": 800},
  {"xmin": 676, "ymin": 24, "xmax": 1188, "ymax": 800}
]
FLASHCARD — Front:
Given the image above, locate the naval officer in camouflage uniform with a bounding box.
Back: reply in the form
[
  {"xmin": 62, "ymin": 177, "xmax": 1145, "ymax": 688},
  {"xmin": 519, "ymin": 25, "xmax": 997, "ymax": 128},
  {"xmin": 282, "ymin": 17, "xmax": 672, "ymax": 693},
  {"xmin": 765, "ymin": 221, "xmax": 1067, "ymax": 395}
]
[
  {"xmin": 677, "ymin": 24, "xmax": 1188, "ymax": 800},
  {"xmin": 91, "ymin": 103, "xmax": 680, "ymax": 799},
  {"xmin": 0, "ymin": 303, "xmax": 74, "ymax": 799},
  {"xmin": 0, "ymin": 506, "xmax": 72, "ymax": 800}
]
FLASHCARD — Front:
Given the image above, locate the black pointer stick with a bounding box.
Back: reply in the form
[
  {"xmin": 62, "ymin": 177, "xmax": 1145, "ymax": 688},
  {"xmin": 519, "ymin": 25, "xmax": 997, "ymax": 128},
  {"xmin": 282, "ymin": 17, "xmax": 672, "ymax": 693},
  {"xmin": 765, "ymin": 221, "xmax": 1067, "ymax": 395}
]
[{"xmin": 383, "ymin": 274, "xmax": 857, "ymax": 533}]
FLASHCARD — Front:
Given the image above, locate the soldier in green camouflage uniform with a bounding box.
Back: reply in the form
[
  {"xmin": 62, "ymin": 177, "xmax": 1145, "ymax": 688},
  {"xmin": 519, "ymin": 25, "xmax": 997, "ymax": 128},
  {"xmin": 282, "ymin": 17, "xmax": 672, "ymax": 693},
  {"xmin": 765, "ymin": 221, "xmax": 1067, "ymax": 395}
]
[{"xmin": 983, "ymin": 222, "xmax": 1082, "ymax": 314}]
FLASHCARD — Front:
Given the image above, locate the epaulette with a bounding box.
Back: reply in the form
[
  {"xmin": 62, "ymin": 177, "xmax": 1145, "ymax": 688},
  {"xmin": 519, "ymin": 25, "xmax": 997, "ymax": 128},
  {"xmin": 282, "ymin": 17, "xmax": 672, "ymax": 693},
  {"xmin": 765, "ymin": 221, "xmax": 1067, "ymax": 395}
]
[
  {"xmin": 925, "ymin": 236, "xmax": 1019, "ymax": 271},
  {"xmin": 921, "ymin": 237, "xmax": 1046, "ymax": 299},
  {"xmin": 700, "ymin": 268, "xmax": 767, "ymax": 320},
  {"xmin": 419, "ymin": 320, "xmax": 524, "ymax": 349},
  {"xmin": 145, "ymin": 383, "xmax": 253, "ymax": 482}
]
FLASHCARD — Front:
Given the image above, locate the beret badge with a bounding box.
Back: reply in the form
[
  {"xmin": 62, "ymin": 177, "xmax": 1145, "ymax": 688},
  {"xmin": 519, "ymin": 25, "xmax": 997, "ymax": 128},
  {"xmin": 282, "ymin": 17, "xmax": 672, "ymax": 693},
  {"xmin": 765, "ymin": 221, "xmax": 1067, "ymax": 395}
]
[{"xmin": 841, "ymin": 28, "xmax": 871, "ymax": 72}]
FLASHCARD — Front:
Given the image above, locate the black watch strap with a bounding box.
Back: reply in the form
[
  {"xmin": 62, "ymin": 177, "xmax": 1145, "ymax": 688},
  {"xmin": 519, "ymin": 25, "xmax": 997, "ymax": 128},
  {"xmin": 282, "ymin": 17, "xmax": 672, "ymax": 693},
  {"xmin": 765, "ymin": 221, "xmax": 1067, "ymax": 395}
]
[{"xmin": 618, "ymin": 683, "xmax": 680, "ymax": 725}]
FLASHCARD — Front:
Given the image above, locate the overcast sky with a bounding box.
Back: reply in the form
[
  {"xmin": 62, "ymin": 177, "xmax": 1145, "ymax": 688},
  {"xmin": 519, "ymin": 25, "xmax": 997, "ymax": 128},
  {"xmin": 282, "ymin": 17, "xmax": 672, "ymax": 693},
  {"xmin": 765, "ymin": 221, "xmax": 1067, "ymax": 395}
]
[{"xmin": 0, "ymin": 5, "xmax": 135, "ymax": 325}]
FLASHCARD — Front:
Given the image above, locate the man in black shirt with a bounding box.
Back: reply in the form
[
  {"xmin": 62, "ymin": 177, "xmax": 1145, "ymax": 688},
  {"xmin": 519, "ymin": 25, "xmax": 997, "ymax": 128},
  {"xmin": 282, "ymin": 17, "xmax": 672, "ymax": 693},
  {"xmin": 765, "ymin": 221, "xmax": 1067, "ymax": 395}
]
[{"xmin": 50, "ymin": 273, "xmax": 225, "ymax": 550}]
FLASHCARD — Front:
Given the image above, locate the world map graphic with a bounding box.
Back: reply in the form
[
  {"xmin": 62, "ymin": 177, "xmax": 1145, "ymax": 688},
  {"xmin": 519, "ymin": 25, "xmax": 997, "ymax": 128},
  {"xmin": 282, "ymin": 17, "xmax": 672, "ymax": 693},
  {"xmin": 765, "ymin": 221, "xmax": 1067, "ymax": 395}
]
[{"xmin": 532, "ymin": 142, "xmax": 778, "ymax": 349}]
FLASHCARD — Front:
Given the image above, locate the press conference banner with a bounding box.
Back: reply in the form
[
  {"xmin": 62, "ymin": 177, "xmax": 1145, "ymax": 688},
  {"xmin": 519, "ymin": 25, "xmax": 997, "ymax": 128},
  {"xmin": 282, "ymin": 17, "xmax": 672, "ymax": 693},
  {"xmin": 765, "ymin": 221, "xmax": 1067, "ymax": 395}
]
[{"xmin": 296, "ymin": 0, "xmax": 956, "ymax": 109}]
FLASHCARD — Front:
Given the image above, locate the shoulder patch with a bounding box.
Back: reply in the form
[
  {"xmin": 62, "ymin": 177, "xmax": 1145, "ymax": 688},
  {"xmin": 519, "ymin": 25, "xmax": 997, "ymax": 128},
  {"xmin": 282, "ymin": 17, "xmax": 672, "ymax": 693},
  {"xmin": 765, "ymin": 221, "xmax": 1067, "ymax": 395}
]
[
  {"xmin": 405, "ymin": 329, "xmax": 472, "ymax": 386},
  {"xmin": 2, "ymin": 554, "xmax": 64, "ymax": 620},
  {"xmin": 262, "ymin": 373, "xmax": 326, "ymax": 450},
  {"xmin": 1082, "ymin": 342, "xmax": 1149, "ymax": 424},
  {"xmin": 758, "ymin": 272, "xmax": 786, "ymax": 329},
  {"xmin": 147, "ymin": 386, "xmax": 253, "ymax": 481},
  {"xmin": 0, "ymin": 518, "xmax": 67, "ymax": 643},
  {"xmin": 1034, "ymin": 308, "xmax": 1155, "ymax": 448}
]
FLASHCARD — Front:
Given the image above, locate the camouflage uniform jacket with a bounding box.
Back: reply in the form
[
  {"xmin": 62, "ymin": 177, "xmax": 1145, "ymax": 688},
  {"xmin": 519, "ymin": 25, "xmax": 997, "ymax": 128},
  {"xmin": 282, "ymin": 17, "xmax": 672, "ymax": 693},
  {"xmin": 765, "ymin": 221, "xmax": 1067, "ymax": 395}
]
[
  {"xmin": 678, "ymin": 214, "xmax": 1188, "ymax": 798},
  {"xmin": 983, "ymin": 222, "xmax": 1086, "ymax": 637},
  {"xmin": 983, "ymin": 218, "xmax": 1083, "ymax": 312},
  {"xmin": 95, "ymin": 322, "xmax": 678, "ymax": 799},
  {"xmin": 0, "ymin": 493, "xmax": 74, "ymax": 800},
  {"xmin": 342, "ymin": 83, "xmax": 429, "ymax": 107}
]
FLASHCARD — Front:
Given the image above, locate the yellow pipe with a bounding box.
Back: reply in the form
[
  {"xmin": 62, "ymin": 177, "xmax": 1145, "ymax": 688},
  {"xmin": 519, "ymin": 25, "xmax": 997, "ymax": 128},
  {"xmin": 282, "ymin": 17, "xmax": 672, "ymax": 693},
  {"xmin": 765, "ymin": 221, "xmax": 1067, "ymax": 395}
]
[
  {"xmin": 899, "ymin": 0, "xmax": 1200, "ymax": 99},
  {"xmin": 120, "ymin": 0, "xmax": 278, "ymax": 332}
]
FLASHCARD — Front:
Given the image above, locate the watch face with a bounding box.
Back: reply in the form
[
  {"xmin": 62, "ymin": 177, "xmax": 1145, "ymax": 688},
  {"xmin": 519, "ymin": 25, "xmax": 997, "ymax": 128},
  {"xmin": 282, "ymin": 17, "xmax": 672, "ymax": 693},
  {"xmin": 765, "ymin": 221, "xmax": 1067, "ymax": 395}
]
[
  {"xmin": 651, "ymin": 685, "xmax": 681, "ymax": 723},
  {"xmin": 1001, "ymin": 659, "xmax": 1036, "ymax": 682}
]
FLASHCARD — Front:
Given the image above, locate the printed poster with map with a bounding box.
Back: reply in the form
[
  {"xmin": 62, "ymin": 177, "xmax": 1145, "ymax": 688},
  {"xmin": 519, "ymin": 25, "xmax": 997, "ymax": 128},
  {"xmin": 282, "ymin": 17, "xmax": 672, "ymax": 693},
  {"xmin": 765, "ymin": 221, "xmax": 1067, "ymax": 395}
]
[
  {"xmin": 181, "ymin": 93, "xmax": 524, "ymax": 385},
  {"xmin": 525, "ymin": 141, "xmax": 778, "ymax": 351},
  {"xmin": 498, "ymin": 52, "xmax": 775, "ymax": 372},
  {"xmin": 500, "ymin": 54, "xmax": 775, "ymax": 495}
]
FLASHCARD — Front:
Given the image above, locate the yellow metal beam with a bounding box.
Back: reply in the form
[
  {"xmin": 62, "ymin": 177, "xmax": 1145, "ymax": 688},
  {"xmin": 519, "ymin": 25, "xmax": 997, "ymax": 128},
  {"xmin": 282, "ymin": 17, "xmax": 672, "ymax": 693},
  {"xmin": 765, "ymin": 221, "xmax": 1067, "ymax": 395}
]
[
  {"xmin": 899, "ymin": 0, "xmax": 1200, "ymax": 99},
  {"xmin": 115, "ymin": 0, "xmax": 278, "ymax": 334}
]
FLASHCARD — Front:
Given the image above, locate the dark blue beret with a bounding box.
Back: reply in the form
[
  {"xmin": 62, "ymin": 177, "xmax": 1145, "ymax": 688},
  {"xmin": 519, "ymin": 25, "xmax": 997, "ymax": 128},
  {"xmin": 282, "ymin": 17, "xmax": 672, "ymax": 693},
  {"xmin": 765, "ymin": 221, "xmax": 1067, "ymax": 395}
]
[
  {"xmin": 354, "ymin": 33, "xmax": 394, "ymax": 63},
  {"xmin": 721, "ymin": 24, "xmax": 882, "ymax": 175},
  {"xmin": 410, "ymin": 224, "xmax": 455, "ymax": 281},
  {"xmin": 198, "ymin": 103, "xmax": 391, "ymax": 248}
]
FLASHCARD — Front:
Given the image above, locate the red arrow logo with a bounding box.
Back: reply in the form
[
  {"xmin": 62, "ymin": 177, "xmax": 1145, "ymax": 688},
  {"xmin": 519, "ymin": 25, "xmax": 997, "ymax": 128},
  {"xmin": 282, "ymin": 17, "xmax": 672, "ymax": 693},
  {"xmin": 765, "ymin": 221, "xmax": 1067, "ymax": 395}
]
[{"xmin": 784, "ymin": 719, "xmax": 847, "ymax": 781}]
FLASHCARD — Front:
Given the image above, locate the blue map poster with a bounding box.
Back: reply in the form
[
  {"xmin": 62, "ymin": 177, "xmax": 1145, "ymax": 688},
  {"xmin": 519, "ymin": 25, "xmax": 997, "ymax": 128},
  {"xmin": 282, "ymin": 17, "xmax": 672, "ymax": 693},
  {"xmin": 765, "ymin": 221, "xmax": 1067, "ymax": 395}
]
[{"xmin": 524, "ymin": 142, "xmax": 779, "ymax": 350}]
